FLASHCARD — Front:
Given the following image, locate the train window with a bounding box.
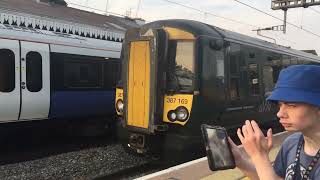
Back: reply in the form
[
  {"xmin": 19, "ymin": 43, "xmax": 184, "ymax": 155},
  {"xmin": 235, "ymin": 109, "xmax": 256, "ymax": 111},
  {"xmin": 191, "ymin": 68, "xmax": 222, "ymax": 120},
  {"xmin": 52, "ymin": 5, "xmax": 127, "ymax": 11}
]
[
  {"xmin": 241, "ymin": 45, "xmax": 261, "ymax": 96},
  {"xmin": 300, "ymin": 58, "xmax": 310, "ymax": 64},
  {"xmin": 230, "ymin": 55, "xmax": 238, "ymax": 75},
  {"xmin": 230, "ymin": 78, "xmax": 239, "ymax": 100},
  {"xmin": 229, "ymin": 43, "xmax": 241, "ymax": 100},
  {"xmin": 26, "ymin": 51, "xmax": 43, "ymax": 92},
  {"xmin": 291, "ymin": 57, "xmax": 298, "ymax": 64},
  {"xmin": 229, "ymin": 44, "xmax": 240, "ymax": 75},
  {"xmin": 298, "ymin": 59, "xmax": 305, "ymax": 64},
  {"xmin": 216, "ymin": 52, "xmax": 224, "ymax": 78},
  {"xmin": 104, "ymin": 59, "xmax": 121, "ymax": 90},
  {"xmin": 51, "ymin": 53, "xmax": 113, "ymax": 90},
  {"xmin": 248, "ymin": 63, "xmax": 260, "ymax": 96},
  {"xmin": 263, "ymin": 65, "xmax": 274, "ymax": 96},
  {"xmin": 64, "ymin": 61, "xmax": 103, "ymax": 88},
  {"xmin": 168, "ymin": 40, "xmax": 195, "ymax": 91},
  {"xmin": 297, "ymin": 57, "xmax": 319, "ymax": 65},
  {"xmin": 264, "ymin": 52, "xmax": 281, "ymax": 90},
  {"xmin": 201, "ymin": 39, "xmax": 224, "ymax": 80},
  {"xmin": 0, "ymin": 49, "xmax": 15, "ymax": 92},
  {"xmin": 282, "ymin": 55, "xmax": 291, "ymax": 67}
]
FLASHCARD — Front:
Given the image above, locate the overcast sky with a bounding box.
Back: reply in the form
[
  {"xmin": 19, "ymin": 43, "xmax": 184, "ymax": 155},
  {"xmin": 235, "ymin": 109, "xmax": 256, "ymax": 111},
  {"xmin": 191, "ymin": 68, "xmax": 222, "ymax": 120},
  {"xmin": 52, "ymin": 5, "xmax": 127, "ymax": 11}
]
[{"xmin": 67, "ymin": 0, "xmax": 320, "ymax": 54}]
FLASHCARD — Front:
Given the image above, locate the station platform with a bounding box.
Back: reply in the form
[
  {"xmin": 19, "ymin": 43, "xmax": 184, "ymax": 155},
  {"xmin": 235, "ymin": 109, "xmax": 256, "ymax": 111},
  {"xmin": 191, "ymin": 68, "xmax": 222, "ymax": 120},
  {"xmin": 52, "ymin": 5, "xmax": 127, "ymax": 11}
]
[{"xmin": 136, "ymin": 131, "xmax": 291, "ymax": 180}]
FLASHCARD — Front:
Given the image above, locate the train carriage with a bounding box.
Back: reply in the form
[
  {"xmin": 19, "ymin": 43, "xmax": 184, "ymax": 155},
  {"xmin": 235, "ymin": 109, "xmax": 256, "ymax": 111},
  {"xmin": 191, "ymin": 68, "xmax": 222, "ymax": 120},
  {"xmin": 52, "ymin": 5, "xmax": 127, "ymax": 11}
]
[
  {"xmin": 115, "ymin": 19, "xmax": 320, "ymax": 159},
  {"xmin": 0, "ymin": 23, "xmax": 121, "ymax": 131}
]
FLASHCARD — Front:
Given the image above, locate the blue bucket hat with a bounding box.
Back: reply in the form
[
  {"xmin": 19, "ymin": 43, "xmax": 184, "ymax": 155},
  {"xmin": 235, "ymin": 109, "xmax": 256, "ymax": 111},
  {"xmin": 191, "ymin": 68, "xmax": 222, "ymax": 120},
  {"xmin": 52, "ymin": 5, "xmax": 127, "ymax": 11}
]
[{"xmin": 267, "ymin": 65, "xmax": 320, "ymax": 107}]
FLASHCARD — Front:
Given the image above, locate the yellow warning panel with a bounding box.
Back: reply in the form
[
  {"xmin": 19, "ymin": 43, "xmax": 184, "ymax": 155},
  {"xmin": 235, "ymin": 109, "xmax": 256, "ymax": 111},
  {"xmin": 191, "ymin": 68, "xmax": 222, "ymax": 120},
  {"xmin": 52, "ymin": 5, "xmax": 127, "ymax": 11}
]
[{"xmin": 127, "ymin": 41, "xmax": 150, "ymax": 129}]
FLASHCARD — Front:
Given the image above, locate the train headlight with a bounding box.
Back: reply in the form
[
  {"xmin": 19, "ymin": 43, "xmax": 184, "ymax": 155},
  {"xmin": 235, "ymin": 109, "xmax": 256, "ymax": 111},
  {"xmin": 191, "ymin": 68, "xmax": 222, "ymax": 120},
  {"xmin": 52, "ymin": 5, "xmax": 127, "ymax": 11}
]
[
  {"xmin": 167, "ymin": 110, "xmax": 177, "ymax": 122},
  {"xmin": 116, "ymin": 99, "xmax": 124, "ymax": 114},
  {"xmin": 176, "ymin": 106, "xmax": 189, "ymax": 121}
]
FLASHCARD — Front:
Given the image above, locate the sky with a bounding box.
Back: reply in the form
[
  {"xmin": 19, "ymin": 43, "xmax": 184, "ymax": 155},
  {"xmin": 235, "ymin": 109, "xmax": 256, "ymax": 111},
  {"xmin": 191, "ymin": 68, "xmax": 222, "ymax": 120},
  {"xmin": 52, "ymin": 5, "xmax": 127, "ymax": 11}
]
[{"xmin": 66, "ymin": 0, "xmax": 320, "ymax": 54}]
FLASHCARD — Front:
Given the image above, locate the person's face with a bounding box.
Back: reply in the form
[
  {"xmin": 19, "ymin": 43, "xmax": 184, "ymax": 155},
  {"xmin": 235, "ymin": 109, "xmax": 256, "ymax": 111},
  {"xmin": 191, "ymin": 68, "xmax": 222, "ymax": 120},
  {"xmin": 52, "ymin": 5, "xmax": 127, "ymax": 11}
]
[{"xmin": 276, "ymin": 101, "xmax": 320, "ymax": 132}]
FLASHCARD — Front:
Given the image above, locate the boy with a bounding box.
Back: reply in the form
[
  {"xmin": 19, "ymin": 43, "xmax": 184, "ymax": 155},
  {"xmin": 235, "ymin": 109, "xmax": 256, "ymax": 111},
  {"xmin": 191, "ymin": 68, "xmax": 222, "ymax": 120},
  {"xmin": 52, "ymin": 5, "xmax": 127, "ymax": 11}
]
[{"xmin": 229, "ymin": 65, "xmax": 320, "ymax": 180}]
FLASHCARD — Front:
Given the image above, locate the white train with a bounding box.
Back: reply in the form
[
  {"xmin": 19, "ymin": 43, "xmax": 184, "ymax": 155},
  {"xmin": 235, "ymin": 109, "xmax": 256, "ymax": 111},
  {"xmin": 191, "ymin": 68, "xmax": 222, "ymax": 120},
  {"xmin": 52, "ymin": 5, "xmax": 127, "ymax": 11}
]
[{"xmin": 0, "ymin": 23, "xmax": 122, "ymax": 124}]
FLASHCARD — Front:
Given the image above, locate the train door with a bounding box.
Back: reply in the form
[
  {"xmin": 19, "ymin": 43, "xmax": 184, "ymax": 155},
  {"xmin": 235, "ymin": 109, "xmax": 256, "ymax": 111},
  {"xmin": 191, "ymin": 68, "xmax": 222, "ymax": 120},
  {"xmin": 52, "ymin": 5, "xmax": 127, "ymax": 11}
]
[
  {"xmin": 0, "ymin": 39, "xmax": 20, "ymax": 122},
  {"xmin": 221, "ymin": 43, "xmax": 263, "ymax": 132},
  {"xmin": 223, "ymin": 43, "xmax": 250, "ymax": 129},
  {"xmin": 19, "ymin": 41, "xmax": 50, "ymax": 120},
  {"xmin": 127, "ymin": 41, "xmax": 151, "ymax": 129}
]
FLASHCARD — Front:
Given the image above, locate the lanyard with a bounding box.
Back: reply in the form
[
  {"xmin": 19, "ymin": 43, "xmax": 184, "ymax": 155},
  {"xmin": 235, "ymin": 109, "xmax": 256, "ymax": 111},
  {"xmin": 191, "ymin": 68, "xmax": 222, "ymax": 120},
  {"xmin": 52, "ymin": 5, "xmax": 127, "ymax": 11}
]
[{"xmin": 293, "ymin": 135, "xmax": 320, "ymax": 180}]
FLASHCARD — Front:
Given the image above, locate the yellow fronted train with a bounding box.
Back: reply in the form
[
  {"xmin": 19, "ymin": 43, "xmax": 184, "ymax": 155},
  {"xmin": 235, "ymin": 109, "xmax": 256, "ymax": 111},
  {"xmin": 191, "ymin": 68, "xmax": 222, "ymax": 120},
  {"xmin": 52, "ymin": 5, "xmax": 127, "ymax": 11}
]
[{"xmin": 115, "ymin": 19, "xmax": 320, "ymax": 160}]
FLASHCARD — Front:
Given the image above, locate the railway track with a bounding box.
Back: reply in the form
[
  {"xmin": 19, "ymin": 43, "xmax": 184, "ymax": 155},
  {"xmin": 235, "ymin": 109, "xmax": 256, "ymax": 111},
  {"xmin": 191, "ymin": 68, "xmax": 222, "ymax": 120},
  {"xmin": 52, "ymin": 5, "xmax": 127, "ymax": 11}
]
[
  {"xmin": 0, "ymin": 142, "xmax": 152, "ymax": 179},
  {"xmin": 0, "ymin": 121, "xmax": 152, "ymax": 179},
  {"xmin": 0, "ymin": 120, "xmax": 287, "ymax": 180}
]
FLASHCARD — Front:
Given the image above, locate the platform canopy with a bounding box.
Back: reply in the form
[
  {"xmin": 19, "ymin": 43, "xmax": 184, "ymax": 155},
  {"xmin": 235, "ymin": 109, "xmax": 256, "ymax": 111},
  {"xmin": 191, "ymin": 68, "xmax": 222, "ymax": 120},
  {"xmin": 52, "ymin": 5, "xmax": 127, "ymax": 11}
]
[{"xmin": 272, "ymin": 0, "xmax": 320, "ymax": 10}]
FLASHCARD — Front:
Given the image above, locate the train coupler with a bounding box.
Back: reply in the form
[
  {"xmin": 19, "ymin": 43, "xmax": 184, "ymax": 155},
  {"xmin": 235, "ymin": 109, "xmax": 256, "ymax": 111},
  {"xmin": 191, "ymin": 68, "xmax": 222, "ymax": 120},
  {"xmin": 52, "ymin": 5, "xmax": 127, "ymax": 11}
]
[{"xmin": 128, "ymin": 133, "xmax": 147, "ymax": 154}]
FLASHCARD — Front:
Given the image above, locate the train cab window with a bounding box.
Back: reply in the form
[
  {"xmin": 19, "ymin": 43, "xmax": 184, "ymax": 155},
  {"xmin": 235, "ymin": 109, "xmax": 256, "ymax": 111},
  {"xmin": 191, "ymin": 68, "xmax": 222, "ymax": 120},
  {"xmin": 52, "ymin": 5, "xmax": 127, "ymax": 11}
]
[
  {"xmin": 26, "ymin": 51, "xmax": 43, "ymax": 92},
  {"xmin": 0, "ymin": 49, "xmax": 15, "ymax": 92},
  {"xmin": 167, "ymin": 40, "xmax": 195, "ymax": 91}
]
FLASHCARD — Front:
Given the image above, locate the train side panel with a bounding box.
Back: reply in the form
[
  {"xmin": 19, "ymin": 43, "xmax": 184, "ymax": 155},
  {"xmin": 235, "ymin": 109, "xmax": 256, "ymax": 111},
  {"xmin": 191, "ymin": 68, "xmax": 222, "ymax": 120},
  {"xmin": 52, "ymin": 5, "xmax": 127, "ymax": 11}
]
[
  {"xmin": 19, "ymin": 41, "xmax": 50, "ymax": 121},
  {"xmin": 49, "ymin": 91, "xmax": 115, "ymax": 119},
  {"xmin": 0, "ymin": 27, "xmax": 122, "ymax": 124},
  {"xmin": 0, "ymin": 39, "xmax": 20, "ymax": 122},
  {"xmin": 49, "ymin": 52, "xmax": 120, "ymax": 120}
]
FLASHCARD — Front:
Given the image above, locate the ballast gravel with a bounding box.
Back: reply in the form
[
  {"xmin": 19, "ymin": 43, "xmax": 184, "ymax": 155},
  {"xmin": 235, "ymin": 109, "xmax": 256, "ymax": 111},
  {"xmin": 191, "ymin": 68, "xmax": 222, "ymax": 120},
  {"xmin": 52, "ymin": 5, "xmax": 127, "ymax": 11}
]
[{"xmin": 0, "ymin": 144, "xmax": 148, "ymax": 180}]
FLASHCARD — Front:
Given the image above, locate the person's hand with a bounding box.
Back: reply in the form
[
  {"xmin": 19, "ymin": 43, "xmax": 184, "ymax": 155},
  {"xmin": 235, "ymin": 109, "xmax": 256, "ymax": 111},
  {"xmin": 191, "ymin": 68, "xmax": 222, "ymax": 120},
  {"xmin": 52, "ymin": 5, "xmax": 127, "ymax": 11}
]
[
  {"xmin": 237, "ymin": 120, "xmax": 273, "ymax": 161},
  {"xmin": 228, "ymin": 136, "xmax": 246, "ymax": 168}
]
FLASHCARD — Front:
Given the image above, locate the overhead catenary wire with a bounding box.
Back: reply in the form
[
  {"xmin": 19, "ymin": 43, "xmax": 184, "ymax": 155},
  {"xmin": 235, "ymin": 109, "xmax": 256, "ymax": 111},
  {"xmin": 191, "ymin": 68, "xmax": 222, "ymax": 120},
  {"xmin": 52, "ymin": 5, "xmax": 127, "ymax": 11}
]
[
  {"xmin": 66, "ymin": 1, "xmax": 125, "ymax": 17},
  {"xmin": 160, "ymin": 0, "xmax": 259, "ymax": 28},
  {"xmin": 66, "ymin": 0, "xmax": 297, "ymax": 44},
  {"xmin": 233, "ymin": 0, "xmax": 320, "ymax": 38},
  {"xmin": 159, "ymin": 0, "xmax": 297, "ymax": 44}
]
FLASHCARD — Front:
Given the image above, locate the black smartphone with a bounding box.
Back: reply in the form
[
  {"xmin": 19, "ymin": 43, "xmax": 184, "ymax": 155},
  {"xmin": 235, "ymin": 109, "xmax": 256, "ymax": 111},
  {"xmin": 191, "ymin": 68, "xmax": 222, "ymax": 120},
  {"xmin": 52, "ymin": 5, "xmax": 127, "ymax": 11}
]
[{"xmin": 201, "ymin": 124, "xmax": 236, "ymax": 171}]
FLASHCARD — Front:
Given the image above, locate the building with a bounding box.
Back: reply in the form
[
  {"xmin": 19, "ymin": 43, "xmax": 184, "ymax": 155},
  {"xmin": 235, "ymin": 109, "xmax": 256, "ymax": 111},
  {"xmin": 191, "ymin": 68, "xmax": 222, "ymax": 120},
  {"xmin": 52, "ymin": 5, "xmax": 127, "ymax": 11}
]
[{"xmin": 0, "ymin": 0, "xmax": 143, "ymax": 42}]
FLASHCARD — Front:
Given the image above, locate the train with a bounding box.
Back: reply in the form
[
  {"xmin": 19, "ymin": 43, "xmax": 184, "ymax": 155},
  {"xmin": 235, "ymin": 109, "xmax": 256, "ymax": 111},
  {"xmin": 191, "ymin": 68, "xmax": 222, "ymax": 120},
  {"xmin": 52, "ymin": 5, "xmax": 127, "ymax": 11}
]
[
  {"xmin": 0, "ymin": 22, "xmax": 121, "ymax": 133},
  {"xmin": 115, "ymin": 19, "xmax": 320, "ymax": 160}
]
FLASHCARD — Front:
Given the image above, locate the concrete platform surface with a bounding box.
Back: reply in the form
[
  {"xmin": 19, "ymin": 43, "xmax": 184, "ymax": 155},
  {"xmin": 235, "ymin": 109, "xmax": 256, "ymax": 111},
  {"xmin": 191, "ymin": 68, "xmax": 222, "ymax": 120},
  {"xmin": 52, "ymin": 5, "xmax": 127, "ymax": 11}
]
[{"xmin": 136, "ymin": 132, "xmax": 291, "ymax": 180}]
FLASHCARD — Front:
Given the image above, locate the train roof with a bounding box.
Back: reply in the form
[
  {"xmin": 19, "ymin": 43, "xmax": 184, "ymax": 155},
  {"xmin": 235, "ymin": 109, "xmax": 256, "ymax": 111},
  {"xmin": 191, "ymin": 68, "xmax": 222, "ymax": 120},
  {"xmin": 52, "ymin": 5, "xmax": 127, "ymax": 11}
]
[
  {"xmin": 0, "ymin": 24, "xmax": 121, "ymax": 58},
  {"xmin": 144, "ymin": 19, "xmax": 320, "ymax": 62},
  {"xmin": 214, "ymin": 27, "xmax": 320, "ymax": 62}
]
